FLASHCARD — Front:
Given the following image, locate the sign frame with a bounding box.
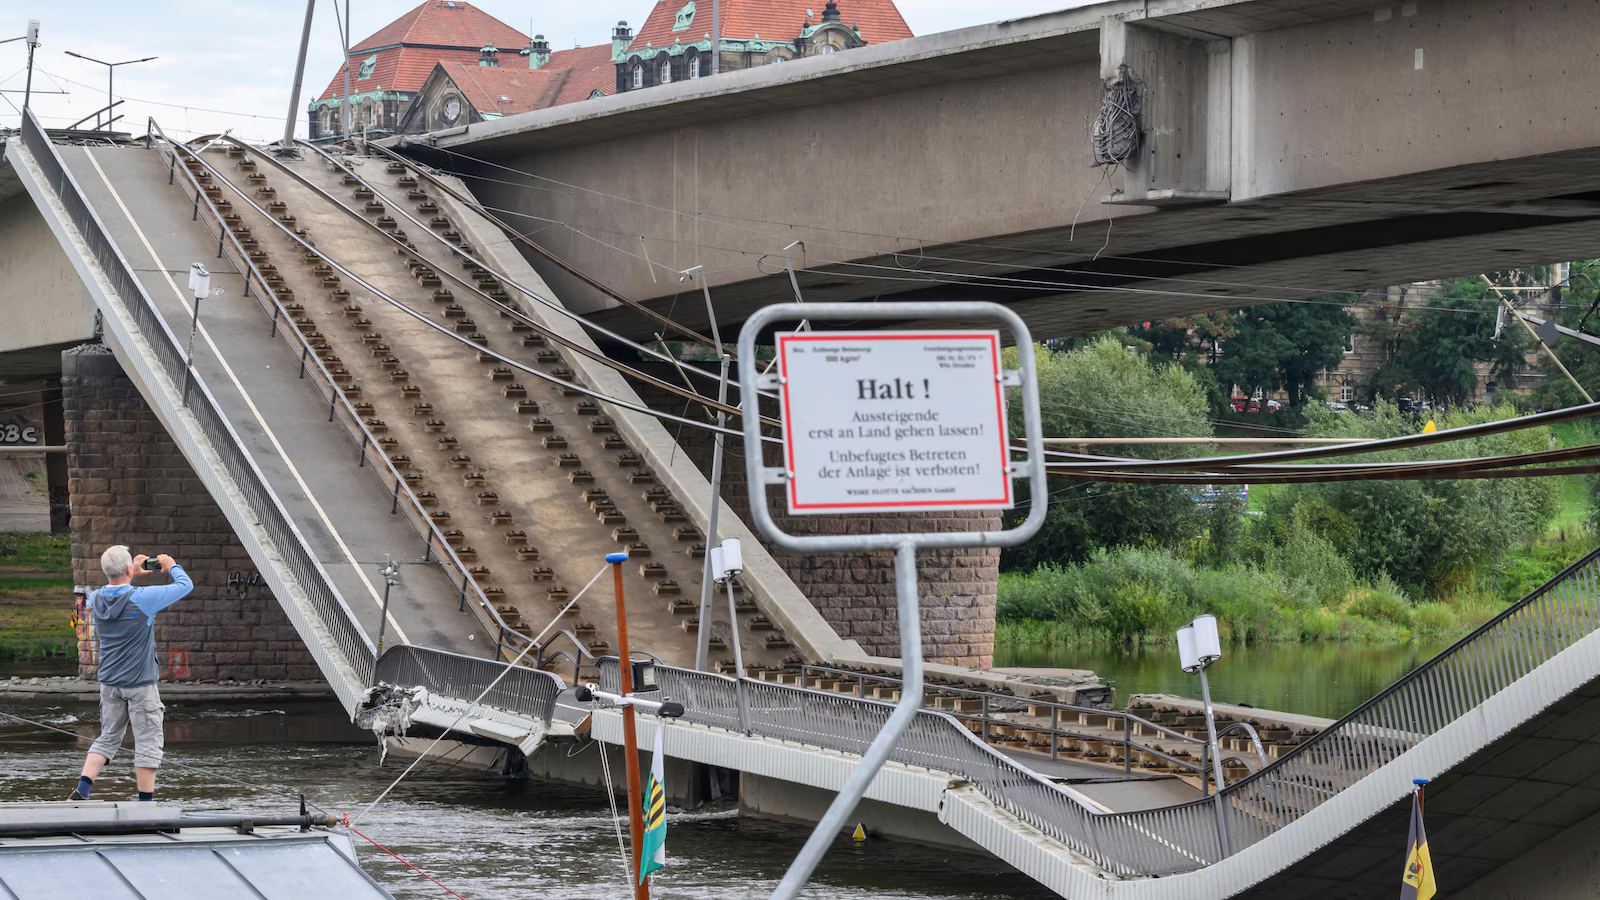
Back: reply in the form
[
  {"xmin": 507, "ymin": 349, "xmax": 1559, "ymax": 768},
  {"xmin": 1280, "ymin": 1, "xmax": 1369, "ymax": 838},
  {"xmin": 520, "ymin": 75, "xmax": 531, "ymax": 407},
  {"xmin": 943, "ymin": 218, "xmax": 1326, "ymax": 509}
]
[
  {"xmin": 742, "ymin": 302, "xmax": 1048, "ymax": 900},
  {"xmin": 775, "ymin": 329, "xmax": 1014, "ymax": 515},
  {"xmin": 738, "ymin": 301, "xmax": 1047, "ymax": 554}
]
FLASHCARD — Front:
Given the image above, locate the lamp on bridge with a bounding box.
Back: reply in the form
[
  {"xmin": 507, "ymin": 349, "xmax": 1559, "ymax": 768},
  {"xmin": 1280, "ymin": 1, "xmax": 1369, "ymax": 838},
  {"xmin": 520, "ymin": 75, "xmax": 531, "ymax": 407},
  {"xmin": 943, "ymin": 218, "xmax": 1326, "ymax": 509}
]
[
  {"xmin": 709, "ymin": 539, "xmax": 746, "ymax": 681},
  {"xmin": 1177, "ymin": 613, "xmax": 1233, "ymax": 856}
]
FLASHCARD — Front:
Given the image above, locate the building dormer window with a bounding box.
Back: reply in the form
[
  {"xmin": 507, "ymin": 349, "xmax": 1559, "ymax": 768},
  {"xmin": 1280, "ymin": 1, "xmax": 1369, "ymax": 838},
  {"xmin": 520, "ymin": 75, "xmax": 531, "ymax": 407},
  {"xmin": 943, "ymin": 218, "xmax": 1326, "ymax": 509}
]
[
  {"xmin": 672, "ymin": 2, "xmax": 696, "ymax": 32},
  {"xmin": 589, "ymin": 89, "xmax": 604, "ymax": 98},
  {"xmin": 687, "ymin": 52, "xmax": 700, "ymax": 78},
  {"xmin": 633, "ymin": 63, "xmax": 644, "ymax": 89},
  {"xmin": 659, "ymin": 56, "xmax": 672, "ymax": 84},
  {"xmin": 357, "ymin": 54, "xmax": 378, "ymax": 79},
  {"xmin": 820, "ymin": 44, "xmax": 836, "ymax": 55}
]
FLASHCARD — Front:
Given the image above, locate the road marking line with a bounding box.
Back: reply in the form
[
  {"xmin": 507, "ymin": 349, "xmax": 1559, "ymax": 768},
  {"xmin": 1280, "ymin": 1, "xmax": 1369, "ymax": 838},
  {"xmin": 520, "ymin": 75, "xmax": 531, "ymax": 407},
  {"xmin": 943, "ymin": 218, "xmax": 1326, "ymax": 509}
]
[{"xmin": 80, "ymin": 148, "xmax": 409, "ymax": 645}]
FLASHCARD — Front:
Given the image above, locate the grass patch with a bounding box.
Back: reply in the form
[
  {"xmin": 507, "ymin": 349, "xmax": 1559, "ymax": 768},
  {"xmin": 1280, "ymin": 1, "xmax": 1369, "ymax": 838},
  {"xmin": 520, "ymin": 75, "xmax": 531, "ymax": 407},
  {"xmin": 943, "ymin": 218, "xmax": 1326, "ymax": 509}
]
[
  {"xmin": 0, "ymin": 602, "xmax": 75, "ymax": 660},
  {"xmin": 0, "ymin": 532, "xmax": 70, "ymax": 573}
]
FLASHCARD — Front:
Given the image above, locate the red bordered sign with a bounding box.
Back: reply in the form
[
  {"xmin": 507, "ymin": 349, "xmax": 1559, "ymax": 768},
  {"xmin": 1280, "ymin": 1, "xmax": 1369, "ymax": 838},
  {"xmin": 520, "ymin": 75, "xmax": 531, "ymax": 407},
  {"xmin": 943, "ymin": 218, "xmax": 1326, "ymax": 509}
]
[{"xmin": 777, "ymin": 330, "xmax": 1013, "ymax": 515}]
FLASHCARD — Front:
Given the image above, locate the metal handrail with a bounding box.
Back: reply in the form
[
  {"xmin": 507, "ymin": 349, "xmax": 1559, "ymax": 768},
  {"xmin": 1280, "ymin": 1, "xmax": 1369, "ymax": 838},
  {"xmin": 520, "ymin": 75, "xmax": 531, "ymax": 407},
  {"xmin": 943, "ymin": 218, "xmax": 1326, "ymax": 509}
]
[
  {"xmin": 149, "ymin": 124, "xmax": 531, "ymax": 664},
  {"xmin": 17, "ymin": 109, "xmax": 376, "ymax": 691},
  {"xmin": 375, "ymin": 644, "xmax": 563, "ymax": 725},
  {"xmin": 1102, "ymin": 543, "xmax": 1600, "ymax": 870},
  {"xmin": 591, "ymin": 545, "xmax": 1600, "ymax": 875},
  {"xmin": 795, "ymin": 663, "xmax": 1206, "ymax": 773}
]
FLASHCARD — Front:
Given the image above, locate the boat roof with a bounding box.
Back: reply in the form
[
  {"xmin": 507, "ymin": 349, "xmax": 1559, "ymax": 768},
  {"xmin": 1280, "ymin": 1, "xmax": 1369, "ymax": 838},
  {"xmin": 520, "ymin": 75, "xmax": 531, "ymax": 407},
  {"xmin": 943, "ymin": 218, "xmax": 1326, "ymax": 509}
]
[{"xmin": 0, "ymin": 802, "xmax": 395, "ymax": 900}]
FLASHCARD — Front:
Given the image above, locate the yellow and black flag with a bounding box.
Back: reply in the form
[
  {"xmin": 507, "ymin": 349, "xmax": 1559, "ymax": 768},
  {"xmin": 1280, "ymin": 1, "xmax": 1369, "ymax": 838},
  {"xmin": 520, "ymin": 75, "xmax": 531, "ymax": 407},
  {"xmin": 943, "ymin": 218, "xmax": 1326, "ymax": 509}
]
[{"xmin": 1400, "ymin": 781, "xmax": 1436, "ymax": 900}]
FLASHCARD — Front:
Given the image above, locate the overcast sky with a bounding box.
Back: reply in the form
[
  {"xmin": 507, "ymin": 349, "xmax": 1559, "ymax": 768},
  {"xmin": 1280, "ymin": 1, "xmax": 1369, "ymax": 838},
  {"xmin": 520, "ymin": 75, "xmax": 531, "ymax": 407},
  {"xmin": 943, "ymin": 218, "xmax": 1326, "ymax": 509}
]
[{"xmin": 0, "ymin": 1, "xmax": 1084, "ymax": 142}]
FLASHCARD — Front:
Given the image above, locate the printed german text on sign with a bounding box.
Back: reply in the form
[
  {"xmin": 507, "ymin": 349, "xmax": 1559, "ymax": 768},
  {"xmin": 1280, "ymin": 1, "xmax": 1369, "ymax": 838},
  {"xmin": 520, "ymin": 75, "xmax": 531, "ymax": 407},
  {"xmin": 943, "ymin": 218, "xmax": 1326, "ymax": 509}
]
[{"xmin": 778, "ymin": 331, "xmax": 1012, "ymax": 515}]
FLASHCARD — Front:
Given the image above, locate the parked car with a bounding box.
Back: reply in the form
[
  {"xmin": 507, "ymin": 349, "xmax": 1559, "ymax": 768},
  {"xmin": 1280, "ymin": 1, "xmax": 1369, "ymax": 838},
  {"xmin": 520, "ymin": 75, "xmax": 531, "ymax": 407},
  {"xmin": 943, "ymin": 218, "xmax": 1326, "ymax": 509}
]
[
  {"xmin": 1327, "ymin": 401, "xmax": 1350, "ymax": 414},
  {"xmin": 1196, "ymin": 485, "xmax": 1249, "ymax": 507}
]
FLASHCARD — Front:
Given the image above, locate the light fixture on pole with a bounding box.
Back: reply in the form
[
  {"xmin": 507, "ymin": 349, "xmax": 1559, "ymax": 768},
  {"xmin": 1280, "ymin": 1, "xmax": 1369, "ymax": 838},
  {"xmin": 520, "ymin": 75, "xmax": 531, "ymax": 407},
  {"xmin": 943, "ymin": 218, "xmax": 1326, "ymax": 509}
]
[
  {"xmin": 1177, "ymin": 613, "xmax": 1231, "ymax": 858},
  {"xmin": 64, "ymin": 50, "xmax": 156, "ymax": 132},
  {"xmin": 0, "ymin": 21, "xmax": 41, "ymax": 112},
  {"xmin": 710, "ymin": 537, "xmax": 749, "ymax": 732},
  {"xmin": 181, "ymin": 263, "xmax": 209, "ymax": 405}
]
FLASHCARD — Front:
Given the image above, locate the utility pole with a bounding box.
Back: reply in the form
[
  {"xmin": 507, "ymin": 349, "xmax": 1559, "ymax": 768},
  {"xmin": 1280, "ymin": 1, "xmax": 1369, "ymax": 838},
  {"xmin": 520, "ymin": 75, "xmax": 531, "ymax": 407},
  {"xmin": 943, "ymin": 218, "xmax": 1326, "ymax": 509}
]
[
  {"xmin": 680, "ymin": 266, "xmax": 729, "ymax": 673},
  {"xmin": 22, "ymin": 19, "xmax": 37, "ymax": 112},
  {"xmin": 64, "ymin": 51, "xmax": 157, "ymax": 131},
  {"xmin": 282, "ymin": 0, "xmax": 317, "ymax": 149},
  {"xmin": 711, "ymin": 0, "xmax": 720, "ymax": 75},
  {"xmin": 609, "ymin": 551, "xmax": 649, "ymax": 900},
  {"xmin": 340, "ymin": 0, "xmax": 351, "ymax": 140}
]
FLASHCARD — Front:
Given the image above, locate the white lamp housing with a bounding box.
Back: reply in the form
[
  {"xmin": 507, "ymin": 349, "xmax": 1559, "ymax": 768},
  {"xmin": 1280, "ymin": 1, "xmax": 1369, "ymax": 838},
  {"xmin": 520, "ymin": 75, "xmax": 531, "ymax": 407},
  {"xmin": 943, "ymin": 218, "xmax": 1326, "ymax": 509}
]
[
  {"xmin": 1192, "ymin": 614, "xmax": 1222, "ymax": 665},
  {"xmin": 187, "ymin": 263, "xmax": 210, "ymax": 301},
  {"xmin": 709, "ymin": 546, "xmax": 725, "ymax": 584},
  {"xmin": 27, "ymin": 20, "xmax": 39, "ymax": 43},
  {"xmin": 719, "ymin": 538, "xmax": 743, "ymax": 576},
  {"xmin": 1176, "ymin": 624, "xmax": 1200, "ymax": 673}
]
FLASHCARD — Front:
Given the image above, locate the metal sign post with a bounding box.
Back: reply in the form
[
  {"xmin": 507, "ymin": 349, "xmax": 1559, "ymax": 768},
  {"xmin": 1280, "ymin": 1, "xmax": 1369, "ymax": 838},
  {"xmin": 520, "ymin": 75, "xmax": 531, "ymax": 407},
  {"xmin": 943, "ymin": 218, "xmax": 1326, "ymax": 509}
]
[{"xmin": 739, "ymin": 302, "xmax": 1048, "ymax": 900}]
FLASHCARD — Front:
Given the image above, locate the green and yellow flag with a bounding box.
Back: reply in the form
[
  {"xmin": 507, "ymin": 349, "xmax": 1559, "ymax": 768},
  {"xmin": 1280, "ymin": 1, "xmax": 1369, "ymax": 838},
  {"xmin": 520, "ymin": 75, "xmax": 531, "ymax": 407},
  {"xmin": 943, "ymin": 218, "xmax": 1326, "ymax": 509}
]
[
  {"xmin": 639, "ymin": 723, "xmax": 667, "ymax": 884},
  {"xmin": 1400, "ymin": 787, "xmax": 1436, "ymax": 900}
]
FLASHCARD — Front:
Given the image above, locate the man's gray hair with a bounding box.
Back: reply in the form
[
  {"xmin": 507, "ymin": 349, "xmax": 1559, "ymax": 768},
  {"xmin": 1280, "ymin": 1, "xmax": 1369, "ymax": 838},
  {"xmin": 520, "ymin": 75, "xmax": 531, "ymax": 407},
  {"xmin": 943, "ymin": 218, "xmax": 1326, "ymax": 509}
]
[{"xmin": 100, "ymin": 545, "xmax": 133, "ymax": 581}]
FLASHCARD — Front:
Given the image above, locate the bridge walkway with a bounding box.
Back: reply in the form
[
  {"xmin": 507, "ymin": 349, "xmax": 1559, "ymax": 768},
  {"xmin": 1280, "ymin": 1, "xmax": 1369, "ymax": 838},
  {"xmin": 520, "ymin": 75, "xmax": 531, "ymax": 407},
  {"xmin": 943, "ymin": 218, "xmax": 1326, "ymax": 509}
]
[{"xmin": 55, "ymin": 141, "xmax": 482, "ymax": 660}]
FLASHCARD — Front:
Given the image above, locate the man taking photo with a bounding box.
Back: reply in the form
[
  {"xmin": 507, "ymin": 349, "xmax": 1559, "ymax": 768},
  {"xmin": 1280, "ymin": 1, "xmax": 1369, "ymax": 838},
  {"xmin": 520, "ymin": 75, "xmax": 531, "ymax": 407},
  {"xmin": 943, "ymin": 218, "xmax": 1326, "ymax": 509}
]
[{"xmin": 70, "ymin": 546, "xmax": 192, "ymax": 801}]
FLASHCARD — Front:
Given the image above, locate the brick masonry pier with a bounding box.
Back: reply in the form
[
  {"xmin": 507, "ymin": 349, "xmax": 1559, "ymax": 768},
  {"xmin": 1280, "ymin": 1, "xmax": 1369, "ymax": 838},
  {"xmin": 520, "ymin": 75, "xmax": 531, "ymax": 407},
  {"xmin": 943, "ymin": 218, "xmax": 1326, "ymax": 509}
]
[{"xmin": 62, "ymin": 344, "xmax": 319, "ymax": 682}]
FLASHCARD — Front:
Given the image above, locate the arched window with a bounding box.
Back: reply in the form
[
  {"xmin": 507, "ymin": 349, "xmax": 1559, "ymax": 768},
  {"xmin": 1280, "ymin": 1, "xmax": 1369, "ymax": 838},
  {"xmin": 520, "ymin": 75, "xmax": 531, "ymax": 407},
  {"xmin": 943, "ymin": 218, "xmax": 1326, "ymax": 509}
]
[
  {"xmin": 659, "ymin": 56, "xmax": 672, "ymax": 84},
  {"xmin": 589, "ymin": 89, "xmax": 605, "ymax": 99},
  {"xmin": 688, "ymin": 52, "xmax": 700, "ymax": 79},
  {"xmin": 820, "ymin": 44, "xmax": 836, "ymax": 55},
  {"xmin": 769, "ymin": 53, "xmax": 786, "ymax": 64},
  {"xmin": 633, "ymin": 63, "xmax": 644, "ymax": 89}
]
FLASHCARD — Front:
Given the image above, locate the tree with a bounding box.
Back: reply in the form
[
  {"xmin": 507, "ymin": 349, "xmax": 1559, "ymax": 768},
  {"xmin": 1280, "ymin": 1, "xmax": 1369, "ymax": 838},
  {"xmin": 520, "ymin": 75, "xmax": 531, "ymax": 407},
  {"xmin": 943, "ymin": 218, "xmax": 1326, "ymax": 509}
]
[
  {"xmin": 1375, "ymin": 276, "xmax": 1530, "ymax": 408},
  {"xmin": 1212, "ymin": 301, "xmax": 1358, "ymax": 407},
  {"xmin": 1001, "ymin": 337, "xmax": 1212, "ymax": 571}
]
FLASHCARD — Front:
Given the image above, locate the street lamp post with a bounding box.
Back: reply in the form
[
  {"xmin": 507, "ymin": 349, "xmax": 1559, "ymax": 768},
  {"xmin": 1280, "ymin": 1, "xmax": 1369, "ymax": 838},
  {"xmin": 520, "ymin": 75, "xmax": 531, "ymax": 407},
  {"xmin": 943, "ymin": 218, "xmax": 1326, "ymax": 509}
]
[
  {"xmin": 1177, "ymin": 613, "xmax": 1232, "ymax": 858},
  {"xmin": 64, "ymin": 50, "xmax": 156, "ymax": 131}
]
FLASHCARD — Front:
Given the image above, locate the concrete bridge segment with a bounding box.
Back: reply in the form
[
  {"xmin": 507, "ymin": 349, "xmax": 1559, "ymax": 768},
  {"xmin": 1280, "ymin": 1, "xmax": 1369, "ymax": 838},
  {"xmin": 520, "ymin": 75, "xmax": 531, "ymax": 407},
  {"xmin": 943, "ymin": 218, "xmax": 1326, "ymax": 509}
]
[{"xmin": 407, "ymin": 0, "xmax": 1600, "ymax": 343}]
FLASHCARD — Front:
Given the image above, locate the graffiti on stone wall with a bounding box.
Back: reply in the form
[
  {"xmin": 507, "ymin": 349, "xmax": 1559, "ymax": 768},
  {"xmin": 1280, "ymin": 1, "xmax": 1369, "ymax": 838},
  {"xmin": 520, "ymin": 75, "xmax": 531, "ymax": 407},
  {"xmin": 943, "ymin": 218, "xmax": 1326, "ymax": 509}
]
[
  {"xmin": 165, "ymin": 648, "xmax": 193, "ymax": 679},
  {"xmin": 0, "ymin": 415, "xmax": 40, "ymax": 445},
  {"xmin": 227, "ymin": 570, "xmax": 262, "ymax": 600}
]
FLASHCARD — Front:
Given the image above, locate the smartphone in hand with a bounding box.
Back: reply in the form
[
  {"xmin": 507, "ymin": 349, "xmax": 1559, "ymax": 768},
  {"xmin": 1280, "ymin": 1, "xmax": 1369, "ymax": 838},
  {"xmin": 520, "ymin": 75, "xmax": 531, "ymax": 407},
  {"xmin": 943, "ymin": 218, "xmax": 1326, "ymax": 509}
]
[{"xmin": 142, "ymin": 557, "xmax": 162, "ymax": 571}]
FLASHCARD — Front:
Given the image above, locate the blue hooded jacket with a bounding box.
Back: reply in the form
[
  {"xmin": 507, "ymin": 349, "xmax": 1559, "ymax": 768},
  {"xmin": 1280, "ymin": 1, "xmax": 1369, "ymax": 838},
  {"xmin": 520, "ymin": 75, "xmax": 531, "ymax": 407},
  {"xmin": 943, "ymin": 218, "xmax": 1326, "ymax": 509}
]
[{"xmin": 89, "ymin": 565, "xmax": 192, "ymax": 688}]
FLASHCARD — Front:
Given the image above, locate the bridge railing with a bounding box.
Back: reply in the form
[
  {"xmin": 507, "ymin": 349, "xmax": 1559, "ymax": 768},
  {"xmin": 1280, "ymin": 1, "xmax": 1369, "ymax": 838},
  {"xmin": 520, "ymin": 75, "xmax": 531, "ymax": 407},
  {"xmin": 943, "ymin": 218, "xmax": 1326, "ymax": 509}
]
[
  {"xmin": 17, "ymin": 110, "xmax": 377, "ymax": 695},
  {"xmin": 147, "ymin": 125, "xmax": 574, "ymax": 672},
  {"xmin": 1106, "ymin": 543, "xmax": 1600, "ymax": 868},
  {"xmin": 598, "ymin": 545, "xmax": 1600, "ymax": 875},
  {"xmin": 376, "ymin": 645, "xmax": 563, "ymax": 725},
  {"xmin": 597, "ymin": 657, "xmax": 1138, "ymax": 872}
]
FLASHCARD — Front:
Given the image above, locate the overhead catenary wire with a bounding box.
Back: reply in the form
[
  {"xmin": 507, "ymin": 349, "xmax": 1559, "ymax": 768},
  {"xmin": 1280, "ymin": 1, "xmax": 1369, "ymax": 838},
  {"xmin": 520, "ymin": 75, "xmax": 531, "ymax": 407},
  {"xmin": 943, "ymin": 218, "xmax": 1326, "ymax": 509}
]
[
  {"xmin": 221, "ymin": 137, "xmax": 767, "ymax": 425},
  {"xmin": 167, "ymin": 137, "xmax": 767, "ymax": 442}
]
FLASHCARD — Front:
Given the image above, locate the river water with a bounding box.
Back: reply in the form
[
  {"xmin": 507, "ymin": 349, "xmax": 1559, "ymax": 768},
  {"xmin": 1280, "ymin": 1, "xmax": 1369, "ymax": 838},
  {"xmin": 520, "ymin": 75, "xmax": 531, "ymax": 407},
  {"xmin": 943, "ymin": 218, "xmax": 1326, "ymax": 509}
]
[
  {"xmin": 0, "ymin": 693, "xmax": 1054, "ymax": 900},
  {"xmin": 996, "ymin": 639, "xmax": 1456, "ymax": 720}
]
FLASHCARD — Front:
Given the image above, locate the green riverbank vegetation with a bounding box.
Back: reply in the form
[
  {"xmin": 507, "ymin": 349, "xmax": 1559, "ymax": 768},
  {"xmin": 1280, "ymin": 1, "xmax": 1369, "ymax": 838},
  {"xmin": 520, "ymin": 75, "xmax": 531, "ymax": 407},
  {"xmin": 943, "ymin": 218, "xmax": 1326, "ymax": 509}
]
[
  {"xmin": 1000, "ymin": 327, "xmax": 1593, "ymax": 649},
  {"xmin": 0, "ymin": 532, "xmax": 75, "ymax": 660}
]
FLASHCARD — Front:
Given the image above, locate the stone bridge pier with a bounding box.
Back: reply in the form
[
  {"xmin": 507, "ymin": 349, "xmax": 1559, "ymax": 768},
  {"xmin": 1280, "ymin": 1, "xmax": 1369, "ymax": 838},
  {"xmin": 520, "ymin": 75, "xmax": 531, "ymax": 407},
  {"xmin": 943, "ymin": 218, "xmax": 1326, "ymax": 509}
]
[{"xmin": 63, "ymin": 344, "xmax": 318, "ymax": 683}]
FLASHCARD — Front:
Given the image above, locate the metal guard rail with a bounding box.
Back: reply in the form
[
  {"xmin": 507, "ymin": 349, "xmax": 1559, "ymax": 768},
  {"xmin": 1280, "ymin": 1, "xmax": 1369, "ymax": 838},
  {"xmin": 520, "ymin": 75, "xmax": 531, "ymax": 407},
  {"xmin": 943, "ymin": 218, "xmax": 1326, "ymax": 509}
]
[
  {"xmin": 375, "ymin": 644, "xmax": 563, "ymax": 725},
  {"xmin": 18, "ymin": 110, "xmax": 377, "ymax": 689},
  {"xmin": 597, "ymin": 546, "xmax": 1600, "ymax": 875},
  {"xmin": 797, "ymin": 664, "xmax": 1210, "ymax": 775},
  {"xmin": 146, "ymin": 122, "xmax": 532, "ymax": 665}
]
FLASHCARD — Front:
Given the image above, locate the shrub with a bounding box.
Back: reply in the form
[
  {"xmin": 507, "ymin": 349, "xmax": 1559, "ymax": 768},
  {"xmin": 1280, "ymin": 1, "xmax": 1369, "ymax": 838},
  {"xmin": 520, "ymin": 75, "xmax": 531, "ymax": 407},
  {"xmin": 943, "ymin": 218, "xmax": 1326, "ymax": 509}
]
[
  {"xmin": 1269, "ymin": 524, "xmax": 1355, "ymax": 607},
  {"xmin": 1344, "ymin": 573, "xmax": 1412, "ymax": 628},
  {"xmin": 1411, "ymin": 602, "xmax": 1458, "ymax": 638}
]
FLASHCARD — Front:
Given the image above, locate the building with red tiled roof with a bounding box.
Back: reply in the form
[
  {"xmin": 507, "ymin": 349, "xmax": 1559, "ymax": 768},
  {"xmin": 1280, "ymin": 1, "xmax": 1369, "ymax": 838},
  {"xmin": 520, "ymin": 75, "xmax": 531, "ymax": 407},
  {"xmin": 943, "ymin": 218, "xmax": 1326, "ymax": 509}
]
[
  {"xmin": 396, "ymin": 44, "xmax": 619, "ymax": 135},
  {"xmin": 309, "ymin": 1, "xmax": 618, "ymax": 141},
  {"xmin": 615, "ymin": 0, "xmax": 912, "ymax": 93}
]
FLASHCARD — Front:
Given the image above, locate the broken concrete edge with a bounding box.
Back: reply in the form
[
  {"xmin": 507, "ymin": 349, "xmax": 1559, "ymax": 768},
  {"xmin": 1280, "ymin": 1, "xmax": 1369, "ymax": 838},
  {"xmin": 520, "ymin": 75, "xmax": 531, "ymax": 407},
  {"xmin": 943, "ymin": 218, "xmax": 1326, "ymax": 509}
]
[
  {"xmin": 437, "ymin": 176, "xmax": 863, "ymax": 667},
  {"xmin": 1, "ymin": 680, "xmax": 336, "ymax": 703},
  {"xmin": 1128, "ymin": 693, "xmax": 1335, "ymax": 734}
]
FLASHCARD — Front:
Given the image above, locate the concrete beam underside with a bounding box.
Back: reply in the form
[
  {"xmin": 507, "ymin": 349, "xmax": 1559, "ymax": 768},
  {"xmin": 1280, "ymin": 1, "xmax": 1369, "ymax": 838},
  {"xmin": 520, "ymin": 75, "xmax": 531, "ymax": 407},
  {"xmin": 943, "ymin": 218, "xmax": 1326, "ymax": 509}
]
[{"xmin": 406, "ymin": 0, "xmax": 1600, "ymax": 343}]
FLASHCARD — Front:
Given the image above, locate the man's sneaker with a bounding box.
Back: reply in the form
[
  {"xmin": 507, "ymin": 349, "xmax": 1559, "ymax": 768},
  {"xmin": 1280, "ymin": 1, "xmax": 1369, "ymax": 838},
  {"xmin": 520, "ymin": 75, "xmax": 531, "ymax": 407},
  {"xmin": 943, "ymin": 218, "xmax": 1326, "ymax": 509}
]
[{"xmin": 68, "ymin": 789, "xmax": 86, "ymax": 800}]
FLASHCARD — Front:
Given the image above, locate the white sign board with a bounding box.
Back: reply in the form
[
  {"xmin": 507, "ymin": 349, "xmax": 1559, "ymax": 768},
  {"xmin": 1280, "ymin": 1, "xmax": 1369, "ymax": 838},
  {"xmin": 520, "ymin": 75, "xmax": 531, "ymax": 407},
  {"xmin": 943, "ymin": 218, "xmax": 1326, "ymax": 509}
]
[{"xmin": 777, "ymin": 330, "xmax": 1013, "ymax": 515}]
